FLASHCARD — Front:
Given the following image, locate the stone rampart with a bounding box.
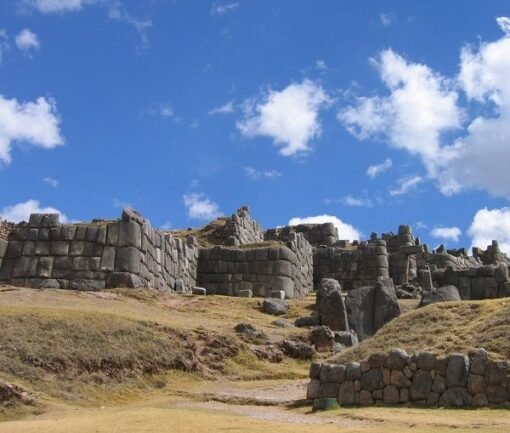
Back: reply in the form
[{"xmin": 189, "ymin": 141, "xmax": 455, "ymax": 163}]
[
  {"xmin": 211, "ymin": 206, "xmax": 264, "ymax": 246},
  {"xmin": 307, "ymin": 349, "xmax": 510, "ymax": 408},
  {"xmin": 428, "ymin": 264, "xmax": 510, "ymax": 300},
  {"xmin": 197, "ymin": 232, "xmax": 313, "ymax": 299},
  {"xmin": 313, "ymin": 240, "xmax": 389, "ymax": 290},
  {"xmin": 0, "ymin": 208, "xmax": 198, "ymax": 292},
  {"xmin": 266, "ymin": 222, "xmax": 338, "ymax": 247}
]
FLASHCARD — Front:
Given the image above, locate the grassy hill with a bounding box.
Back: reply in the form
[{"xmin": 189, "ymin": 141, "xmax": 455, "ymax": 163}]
[{"xmin": 332, "ymin": 298, "xmax": 510, "ymax": 364}]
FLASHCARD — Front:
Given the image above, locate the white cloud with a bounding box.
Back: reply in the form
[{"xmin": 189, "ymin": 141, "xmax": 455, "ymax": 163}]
[
  {"xmin": 27, "ymin": 0, "xmax": 86, "ymax": 13},
  {"xmin": 339, "ymin": 49, "xmax": 462, "ymax": 171},
  {"xmin": 183, "ymin": 193, "xmax": 222, "ymax": 221},
  {"xmin": 389, "ymin": 175, "xmax": 423, "ymax": 196},
  {"xmin": 438, "ymin": 28, "xmax": 510, "ymax": 197},
  {"xmin": 209, "ymin": 100, "xmax": 234, "ymax": 115},
  {"xmin": 380, "ymin": 12, "xmax": 396, "ymax": 27},
  {"xmin": 210, "ymin": 2, "xmax": 239, "ymax": 16},
  {"xmin": 0, "ymin": 94, "xmax": 63, "ymax": 164},
  {"xmin": 43, "ymin": 177, "xmax": 58, "ymax": 187},
  {"xmin": 0, "ymin": 199, "xmax": 67, "ymax": 223},
  {"xmin": 238, "ymin": 79, "xmax": 330, "ymax": 156},
  {"xmin": 288, "ymin": 214, "xmax": 360, "ymax": 241},
  {"xmin": 339, "ymin": 20, "xmax": 510, "ymax": 200},
  {"xmin": 496, "ymin": 16, "xmax": 510, "ymax": 35},
  {"xmin": 430, "ymin": 226, "xmax": 462, "ymax": 242},
  {"xmin": 342, "ymin": 195, "xmax": 372, "ymax": 207},
  {"xmin": 367, "ymin": 158, "xmax": 392, "ymax": 178},
  {"xmin": 160, "ymin": 221, "xmax": 172, "ymax": 230},
  {"xmin": 468, "ymin": 207, "xmax": 510, "ymax": 254},
  {"xmin": 15, "ymin": 29, "xmax": 40, "ymax": 53},
  {"xmin": 243, "ymin": 166, "xmax": 282, "ymax": 180}
]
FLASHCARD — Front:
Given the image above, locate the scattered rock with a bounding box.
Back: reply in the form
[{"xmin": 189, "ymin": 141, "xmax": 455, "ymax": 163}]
[
  {"xmin": 419, "ymin": 285, "xmax": 461, "ymax": 307},
  {"xmin": 333, "ymin": 331, "xmax": 358, "ymax": 347},
  {"xmin": 252, "ymin": 345, "xmax": 284, "ymax": 363},
  {"xmin": 294, "ymin": 316, "xmax": 320, "ymax": 327},
  {"xmin": 281, "ymin": 340, "xmax": 316, "ymax": 360},
  {"xmin": 310, "ymin": 326, "xmax": 335, "ymax": 352},
  {"xmin": 262, "ymin": 298, "xmax": 289, "ymax": 315},
  {"xmin": 272, "ymin": 318, "xmax": 293, "ymax": 328},
  {"xmin": 234, "ymin": 323, "xmax": 267, "ymax": 343},
  {"xmin": 192, "ymin": 287, "xmax": 207, "ymax": 296}
]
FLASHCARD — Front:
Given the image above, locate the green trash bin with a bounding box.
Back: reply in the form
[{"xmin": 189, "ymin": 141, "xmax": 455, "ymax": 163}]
[{"xmin": 312, "ymin": 398, "xmax": 339, "ymax": 411}]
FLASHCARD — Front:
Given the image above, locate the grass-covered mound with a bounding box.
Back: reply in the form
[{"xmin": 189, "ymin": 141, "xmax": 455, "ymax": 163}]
[{"xmin": 332, "ymin": 299, "xmax": 510, "ymax": 364}]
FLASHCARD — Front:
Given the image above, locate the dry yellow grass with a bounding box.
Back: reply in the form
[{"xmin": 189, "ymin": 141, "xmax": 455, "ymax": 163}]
[{"xmin": 332, "ymin": 298, "xmax": 510, "ymax": 364}]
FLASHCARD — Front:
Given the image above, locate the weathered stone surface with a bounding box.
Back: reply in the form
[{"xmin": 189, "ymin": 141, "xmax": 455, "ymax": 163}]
[
  {"xmin": 107, "ymin": 272, "xmax": 147, "ymax": 289},
  {"xmin": 338, "ymin": 381, "xmax": 355, "ymax": 405},
  {"xmin": 446, "ymin": 354, "xmax": 469, "ymax": 388},
  {"xmin": 383, "ymin": 385, "xmax": 400, "ymax": 404},
  {"xmin": 472, "ymin": 393, "xmax": 488, "ymax": 407},
  {"xmin": 390, "ymin": 370, "xmax": 411, "ymax": 388},
  {"xmin": 361, "ymin": 369, "xmax": 384, "ymax": 391},
  {"xmin": 318, "ymin": 279, "xmax": 348, "ymax": 331},
  {"xmin": 346, "ymin": 362, "xmax": 361, "ymax": 380},
  {"xmin": 368, "ymin": 352, "xmax": 387, "ymax": 369},
  {"xmin": 281, "ymin": 340, "xmax": 316, "ymax": 360},
  {"xmin": 118, "ymin": 221, "xmax": 142, "ymax": 248},
  {"xmin": 238, "ymin": 289, "xmax": 253, "ymax": 297},
  {"xmin": 439, "ymin": 387, "xmax": 471, "ymax": 407},
  {"xmin": 417, "ymin": 351, "xmax": 436, "ymax": 371},
  {"xmin": 115, "ymin": 247, "xmax": 141, "ymax": 273},
  {"xmin": 419, "ymin": 285, "xmax": 461, "ymax": 307},
  {"xmin": 487, "ymin": 386, "xmax": 508, "ymax": 404},
  {"xmin": 192, "ymin": 287, "xmax": 206, "ymax": 295},
  {"xmin": 468, "ymin": 374, "xmax": 487, "ymax": 395},
  {"xmin": 486, "ymin": 361, "xmax": 508, "ymax": 386},
  {"xmin": 432, "ymin": 375, "xmax": 446, "ymax": 394},
  {"xmin": 311, "ymin": 326, "xmax": 335, "ymax": 352},
  {"xmin": 333, "ymin": 331, "xmax": 358, "ymax": 347},
  {"xmin": 320, "ymin": 364, "xmax": 346, "ymax": 383},
  {"xmin": 69, "ymin": 279, "xmax": 105, "ymax": 291},
  {"xmin": 410, "ymin": 370, "xmax": 432, "ymax": 401},
  {"xmin": 385, "ymin": 348, "xmax": 409, "ymax": 370},
  {"xmin": 295, "ymin": 316, "xmax": 320, "ymax": 327},
  {"xmin": 306, "ymin": 379, "xmax": 321, "ymax": 400},
  {"xmin": 309, "ymin": 362, "xmax": 322, "ymax": 379},
  {"xmin": 359, "ymin": 389, "xmax": 374, "ymax": 405},
  {"xmin": 262, "ymin": 298, "xmax": 289, "ymax": 315}
]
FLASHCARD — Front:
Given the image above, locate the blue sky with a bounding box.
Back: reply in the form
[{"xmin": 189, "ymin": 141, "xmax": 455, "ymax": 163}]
[{"xmin": 2, "ymin": 0, "xmax": 510, "ymax": 253}]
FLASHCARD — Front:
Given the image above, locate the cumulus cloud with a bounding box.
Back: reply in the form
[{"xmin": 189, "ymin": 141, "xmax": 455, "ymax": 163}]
[
  {"xmin": 43, "ymin": 176, "xmax": 58, "ymax": 187},
  {"xmin": 430, "ymin": 226, "xmax": 462, "ymax": 242},
  {"xmin": 496, "ymin": 16, "xmax": 510, "ymax": 35},
  {"xmin": 468, "ymin": 207, "xmax": 510, "ymax": 255},
  {"xmin": 339, "ymin": 49, "xmax": 462, "ymax": 172},
  {"xmin": 183, "ymin": 193, "xmax": 222, "ymax": 221},
  {"xmin": 342, "ymin": 195, "xmax": 373, "ymax": 207},
  {"xmin": 0, "ymin": 199, "xmax": 67, "ymax": 223},
  {"xmin": 244, "ymin": 166, "xmax": 282, "ymax": 180},
  {"xmin": 288, "ymin": 214, "xmax": 360, "ymax": 241},
  {"xmin": 367, "ymin": 158, "xmax": 392, "ymax": 178},
  {"xmin": 15, "ymin": 29, "xmax": 40, "ymax": 53},
  {"xmin": 339, "ymin": 19, "xmax": 510, "ymax": 200},
  {"xmin": 209, "ymin": 100, "xmax": 234, "ymax": 115},
  {"xmin": 237, "ymin": 79, "xmax": 331, "ymax": 156},
  {"xmin": 389, "ymin": 175, "xmax": 423, "ymax": 196},
  {"xmin": 210, "ymin": 2, "xmax": 239, "ymax": 16},
  {"xmin": 144, "ymin": 103, "xmax": 174, "ymax": 118},
  {"xmin": 0, "ymin": 94, "xmax": 63, "ymax": 164}
]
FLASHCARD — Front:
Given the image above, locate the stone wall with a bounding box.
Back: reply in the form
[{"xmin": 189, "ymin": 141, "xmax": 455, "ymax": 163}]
[
  {"xmin": 313, "ymin": 240, "xmax": 389, "ymax": 291},
  {"xmin": 197, "ymin": 232, "xmax": 313, "ymax": 299},
  {"xmin": 427, "ymin": 264, "xmax": 510, "ymax": 300},
  {"xmin": 0, "ymin": 220, "xmax": 15, "ymax": 241},
  {"xmin": 266, "ymin": 222, "xmax": 338, "ymax": 247},
  {"xmin": 211, "ymin": 206, "xmax": 264, "ymax": 246},
  {"xmin": 0, "ymin": 209, "xmax": 198, "ymax": 292},
  {"xmin": 307, "ymin": 349, "xmax": 510, "ymax": 408}
]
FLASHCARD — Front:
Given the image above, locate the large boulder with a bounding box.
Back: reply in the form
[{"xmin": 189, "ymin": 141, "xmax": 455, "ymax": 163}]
[
  {"xmin": 419, "ymin": 285, "xmax": 461, "ymax": 307},
  {"xmin": 262, "ymin": 298, "xmax": 289, "ymax": 315},
  {"xmin": 310, "ymin": 326, "xmax": 335, "ymax": 352},
  {"xmin": 317, "ymin": 278, "xmax": 349, "ymax": 331},
  {"xmin": 345, "ymin": 277, "xmax": 400, "ymax": 341}
]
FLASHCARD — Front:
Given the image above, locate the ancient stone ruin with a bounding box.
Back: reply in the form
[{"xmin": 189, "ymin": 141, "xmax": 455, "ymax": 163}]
[
  {"xmin": 308, "ymin": 348, "xmax": 510, "ymax": 408},
  {"xmin": 1, "ymin": 205, "xmax": 510, "ymax": 305}
]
